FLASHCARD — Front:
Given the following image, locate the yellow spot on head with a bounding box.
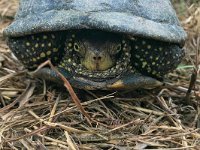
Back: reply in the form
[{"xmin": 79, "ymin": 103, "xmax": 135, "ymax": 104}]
[
  {"xmin": 152, "ymin": 71, "xmax": 157, "ymax": 75},
  {"xmin": 67, "ymin": 68, "xmax": 71, "ymax": 72},
  {"xmin": 142, "ymin": 62, "xmax": 147, "ymax": 68},
  {"xmin": 68, "ymin": 43, "xmax": 72, "ymax": 47},
  {"xmin": 43, "ymin": 35, "xmax": 48, "ymax": 39},
  {"xmin": 48, "ymin": 43, "xmax": 52, "ymax": 47},
  {"xmin": 135, "ymin": 55, "xmax": 140, "ymax": 59},
  {"xmin": 147, "ymin": 67, "xmax": 152, "ymax": 72},
  {"xmin": 68, "ymin": 58, "xmax": 71, "ymax": 62},
  {"xmin": 88, "ymin": 74, "xmax": 93, "ymax": 78},
  {"xmin": 51, "ymin": 34, "xmax": 55, "ymax": 39},
  {"xmin": 131, "ymin": 37, "xmax": 136, "ymax": 41},
  {"xmin": 40, "ymin": 52, "xmax": 46, "ymax": 58},
  {"xmin": 72, "ymin": 34, "xmax": 75, "ymax": 38},
  {"xmin": 125, "ymin": 52, "xmax": 129, "ymax": 56},
  {"xmin": 142, "ymin": 41, "xmax": 146, "ymax": 45},
  {"xmin": 147, "ymin": 45, "xmax": 151, "ymax": 49},
  {"xmin": 35, "ymin": 43, "xmax": 39, "ymax": 48},
  {"xmin": 53, "ymin": 48, "xmax": 58, "ymax": 52},
  {"xmin": 46, "ymin": 51, "xmax": 52, "ymax": 56},
  {"xmin": 26, "ymin": 42, "xmax": 30, "ymax": 46}
]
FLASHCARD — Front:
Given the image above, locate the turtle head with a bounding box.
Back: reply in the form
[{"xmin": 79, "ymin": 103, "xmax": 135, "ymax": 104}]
[
  {"xmin": 72, "ymin": 31, "xmax": 123, "ymax": 71},
  {"xmin": 61, "ymin": 31, "xmax": 131, "ymax": 79}
]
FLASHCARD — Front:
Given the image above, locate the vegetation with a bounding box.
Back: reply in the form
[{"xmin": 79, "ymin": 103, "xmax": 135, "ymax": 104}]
[{"xmin": 0, "ymin": 0, "xmax": 199, "ymax": 149}]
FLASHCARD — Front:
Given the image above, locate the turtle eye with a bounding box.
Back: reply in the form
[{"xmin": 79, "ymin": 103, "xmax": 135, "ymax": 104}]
[
  {"xmin": 116, "ymin": 44, "xmax": 122, "ymax": 52},
  {"xmin": 109, "ymin": 44, "xmax": 122, "ymax": 55},
  {"xmin": 74, "ymin": 43, "xmax": 80, "ymax": 51}
]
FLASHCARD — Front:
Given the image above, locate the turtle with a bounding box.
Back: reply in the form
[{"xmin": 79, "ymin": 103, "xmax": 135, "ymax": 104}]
[{"xmin": 4, "ymin": 0, "xmax": 187, "ymax": 90}]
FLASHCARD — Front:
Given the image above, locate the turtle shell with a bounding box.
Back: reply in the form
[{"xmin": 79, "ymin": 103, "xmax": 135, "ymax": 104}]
[
  {"xmin": 3, "ymin": 0, "xmax": 187, "ymax": 90},
  {"xmin": 4, "ymin": 0, "xmax": 186, "ymax": 45}
]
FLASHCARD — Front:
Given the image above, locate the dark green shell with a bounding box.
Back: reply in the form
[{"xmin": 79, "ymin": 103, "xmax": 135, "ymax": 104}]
[{"xmin": 4, "ymin": 0, "xmax": 186, "ymax": 45}]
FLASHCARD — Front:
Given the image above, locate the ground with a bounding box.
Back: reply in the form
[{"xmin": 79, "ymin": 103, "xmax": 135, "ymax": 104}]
[{"xmin": 0, "ymin": 0, "xmax": 200, "ymax": 149}]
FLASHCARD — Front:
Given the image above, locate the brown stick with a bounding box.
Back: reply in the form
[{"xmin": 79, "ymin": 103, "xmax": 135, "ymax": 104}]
[{"xmin": 32, "ymin": 60, "xmax": 92, "ymax": 125}]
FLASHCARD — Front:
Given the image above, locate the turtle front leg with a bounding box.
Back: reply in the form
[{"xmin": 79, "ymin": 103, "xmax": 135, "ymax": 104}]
[{"xmin": 107, "ymin": 73, "xmax": 163, "ymax": 90}]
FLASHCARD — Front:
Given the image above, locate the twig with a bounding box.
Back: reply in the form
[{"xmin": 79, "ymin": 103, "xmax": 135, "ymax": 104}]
[
  {"xmin": 185, "ymin": 37, "xmax": 200, "ymax": 105},
  {"xmin": 31, "ymin": 60, "xmax": 92, "ymax": 125}
]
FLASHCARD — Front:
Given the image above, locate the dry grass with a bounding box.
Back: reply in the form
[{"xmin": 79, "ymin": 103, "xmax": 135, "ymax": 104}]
[{"xmin": 0, "ymin": 0, "xmax": 200, "ymax": 149}]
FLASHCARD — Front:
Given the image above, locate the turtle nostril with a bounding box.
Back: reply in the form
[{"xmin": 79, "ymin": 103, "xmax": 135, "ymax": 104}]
[
  {"xmin": 93, "ymin": 56, "xmax": 102, "ymax": 61},
  {"xmin": 97, "ymin": 56, "xmax": 101, "ymax": 60}
]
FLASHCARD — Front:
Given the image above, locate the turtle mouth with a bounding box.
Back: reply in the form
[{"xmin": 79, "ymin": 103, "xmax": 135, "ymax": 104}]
[{"xmin": 58, "ymin": 41, "xmax": 133, "ymax": 81}]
